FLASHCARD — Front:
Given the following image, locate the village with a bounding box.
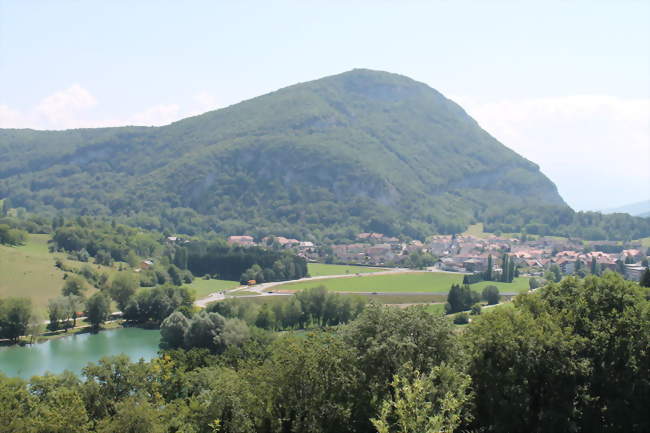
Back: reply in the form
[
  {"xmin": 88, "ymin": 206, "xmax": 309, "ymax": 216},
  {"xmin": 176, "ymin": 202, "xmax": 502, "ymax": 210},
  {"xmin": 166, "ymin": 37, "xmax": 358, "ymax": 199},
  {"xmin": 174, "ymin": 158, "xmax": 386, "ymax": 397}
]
[{"xmin": 227, "ymin": 232, "xmax": 650, "ymax": 282}]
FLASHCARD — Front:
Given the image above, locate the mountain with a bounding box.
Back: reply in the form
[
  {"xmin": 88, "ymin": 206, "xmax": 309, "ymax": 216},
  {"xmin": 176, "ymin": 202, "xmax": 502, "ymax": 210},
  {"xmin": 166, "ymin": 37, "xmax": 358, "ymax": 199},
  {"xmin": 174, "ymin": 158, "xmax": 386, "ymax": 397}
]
[
  {"xmin": 0, "ymin": 69, "xmax": 566, "ymax": 239},
  {"xmin": 601, "ymin": 200, "xmax": 650, "ymax": 217}
]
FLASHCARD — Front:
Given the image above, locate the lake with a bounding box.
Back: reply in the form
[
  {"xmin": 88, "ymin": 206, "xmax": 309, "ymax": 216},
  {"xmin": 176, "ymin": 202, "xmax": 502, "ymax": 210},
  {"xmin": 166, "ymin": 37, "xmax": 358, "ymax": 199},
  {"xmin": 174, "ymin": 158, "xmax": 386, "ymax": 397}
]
[{"xmin": 0, "ymin": 327, "xmax": 161, "ymax": 379}]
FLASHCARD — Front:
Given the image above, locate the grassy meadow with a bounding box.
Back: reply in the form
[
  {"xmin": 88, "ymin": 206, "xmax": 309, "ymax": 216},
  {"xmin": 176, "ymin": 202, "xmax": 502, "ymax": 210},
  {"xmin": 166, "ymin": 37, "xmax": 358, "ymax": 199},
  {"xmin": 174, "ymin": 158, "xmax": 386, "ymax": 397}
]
[
  {"xmin": 184, "ymin": 278, "xmax": 240, "ymax": 298},
  {"xmin": 274, "ymin": 271, "xmax": 530, "ymax": 294},
  {"xmin": 1, "ymin": 234, "xmax": 136, "ymax": 311},
  {"xmin": 0, "ymin": 234, "xmax": 65, "ymax": 309},
  {"xmin": 307, "ymin": 263, "xmax": 387, "ymax": 277}
]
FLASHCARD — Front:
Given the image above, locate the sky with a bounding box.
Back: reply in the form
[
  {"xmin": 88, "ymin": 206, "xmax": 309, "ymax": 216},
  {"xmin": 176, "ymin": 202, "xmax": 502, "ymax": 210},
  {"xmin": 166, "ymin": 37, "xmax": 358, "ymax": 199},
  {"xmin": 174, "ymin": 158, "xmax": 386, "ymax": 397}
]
[{"xmin": 1, "ymin": 0, "xmax": 649, "ymax": 211}]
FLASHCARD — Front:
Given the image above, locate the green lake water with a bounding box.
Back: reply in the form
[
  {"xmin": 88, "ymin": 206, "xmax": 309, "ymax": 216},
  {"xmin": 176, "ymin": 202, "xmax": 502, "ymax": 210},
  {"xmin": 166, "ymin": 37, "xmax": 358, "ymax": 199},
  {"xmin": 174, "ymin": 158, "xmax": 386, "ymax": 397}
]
[{"xmin": 0, "ymin": 327, "xmax": 161, "ymax": 379}]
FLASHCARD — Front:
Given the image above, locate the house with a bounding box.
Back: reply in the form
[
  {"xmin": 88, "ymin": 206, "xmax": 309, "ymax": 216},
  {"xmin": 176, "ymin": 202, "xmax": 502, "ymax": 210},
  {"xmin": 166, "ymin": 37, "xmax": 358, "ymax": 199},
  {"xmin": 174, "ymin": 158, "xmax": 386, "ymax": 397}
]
[
  {"xmin": 139, "ymin": 259, "xmax": 154, "ymax": 270},
  {"xmin": 228, "ymin": 235, "xmax": 255, "ymax": 247},
  {"xmin": 621, "ymin": 249, "xmax": 643, "ymax": 260},
  {"xmin": 463, "ymin": 258, "xmax": 486, "ymax": 273},
  {"xmin": 555, "ymin": 258, "xmax": 575, "ymax": 274},
  {"xmin": 624, "ymin": 264, "xmax": 646, "ymax": 282}
]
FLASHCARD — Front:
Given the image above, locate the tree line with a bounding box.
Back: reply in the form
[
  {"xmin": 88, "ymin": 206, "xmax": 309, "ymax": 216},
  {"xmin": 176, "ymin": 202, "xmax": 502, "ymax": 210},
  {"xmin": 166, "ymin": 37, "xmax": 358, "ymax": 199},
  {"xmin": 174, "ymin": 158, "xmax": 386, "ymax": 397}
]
[
  {"xmin": 0, "ymin": 272, "xmax": 647, "ymax": 432},
  {"xmin": 185, "ymin": 240, "xmax": 308, "ymax": 282}
]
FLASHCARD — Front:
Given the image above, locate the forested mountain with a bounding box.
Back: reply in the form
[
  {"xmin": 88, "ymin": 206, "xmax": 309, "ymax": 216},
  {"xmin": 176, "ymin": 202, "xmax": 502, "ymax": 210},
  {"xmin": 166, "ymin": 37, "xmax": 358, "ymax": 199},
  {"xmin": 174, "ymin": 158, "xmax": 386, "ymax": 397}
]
[{"xmin": 0, "ymin": 69, "xmax": 566, "ymax": 240}]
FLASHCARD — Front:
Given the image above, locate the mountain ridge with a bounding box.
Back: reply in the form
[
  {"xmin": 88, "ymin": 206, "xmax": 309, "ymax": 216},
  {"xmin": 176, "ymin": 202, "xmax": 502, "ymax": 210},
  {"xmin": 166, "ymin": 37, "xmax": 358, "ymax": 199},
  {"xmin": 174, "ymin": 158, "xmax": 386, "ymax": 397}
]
[{"xmin": 0, "ymin": 69, "xmax": 566, "ymax": 239}]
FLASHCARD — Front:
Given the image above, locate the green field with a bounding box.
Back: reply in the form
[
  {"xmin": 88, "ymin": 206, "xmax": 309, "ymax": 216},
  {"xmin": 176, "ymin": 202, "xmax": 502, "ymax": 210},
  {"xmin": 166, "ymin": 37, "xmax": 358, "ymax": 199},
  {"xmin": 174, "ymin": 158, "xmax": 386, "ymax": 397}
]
[
  {"xmin": 472, "ymin": 277, "xmax": 530, "ymax": 293},
  {"xmin": 275, "ymin": 271, "xmax": 530, "ymax": 294},
  {"xmin": 307, "ymin": 263, "xmax": 387, "ymax": 277},
  {"xmin": 423, "ymin": 303, "xmax": 446, "ymax": 315},
  {"xmin": 0, "ymin": 234, "xmax": 65, "ymax": 310},
  {"xmin": 184, "ymin": 278, "xmax": 240, "ymax": 298},
  {"xmin": 636, "ymin": 237, "xmax": 650, "ymax": 248}
]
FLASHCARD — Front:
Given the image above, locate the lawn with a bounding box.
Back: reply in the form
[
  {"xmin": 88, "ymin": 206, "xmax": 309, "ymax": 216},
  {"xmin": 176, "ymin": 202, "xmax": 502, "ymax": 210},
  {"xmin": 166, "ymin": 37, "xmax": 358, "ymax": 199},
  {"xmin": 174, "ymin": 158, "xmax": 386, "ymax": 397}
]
[
  {"xmin": 636, "ymin": 237, "xmax": 650, "ymax": 248},
  {"xmin": 0, "ymin": 234, "xmax": 65, "ymax": 310},
  {"xmin": 472, "ymin": 277, "xmax": 530, "ymax": 293},
  {"xmin": 185, "ymin": 278, "xmax": 240, "ymax": 298},
  {"xmin": 422, "ymin": 303, "xmax": 446, "ymax": 315},
  {"xmin": 274, "ymin": 271, "xmax": 530, "ymax": 294},
  {"xmin": 307, "ymin": 263, "xmax": 387, "ymax": 277}
]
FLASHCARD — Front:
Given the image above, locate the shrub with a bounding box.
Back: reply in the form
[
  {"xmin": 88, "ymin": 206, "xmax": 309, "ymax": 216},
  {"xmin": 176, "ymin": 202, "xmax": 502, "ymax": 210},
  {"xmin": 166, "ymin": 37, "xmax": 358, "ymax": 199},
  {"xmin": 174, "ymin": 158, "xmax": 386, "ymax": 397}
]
[
  {"xmin": 482, "ymin": 285, "xmax": 500, "ymax": 305},
  {"xmin": 453, "ymin": 312, "xmax": 469, "ymax": 325}
]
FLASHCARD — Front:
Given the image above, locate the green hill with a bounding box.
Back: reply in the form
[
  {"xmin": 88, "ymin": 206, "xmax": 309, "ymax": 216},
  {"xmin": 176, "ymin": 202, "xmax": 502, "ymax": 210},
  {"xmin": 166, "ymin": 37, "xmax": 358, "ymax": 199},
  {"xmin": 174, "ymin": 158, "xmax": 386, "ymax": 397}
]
[{"xmin": 0, "ymin": 69, "xmax": 565, "ymax": 239}]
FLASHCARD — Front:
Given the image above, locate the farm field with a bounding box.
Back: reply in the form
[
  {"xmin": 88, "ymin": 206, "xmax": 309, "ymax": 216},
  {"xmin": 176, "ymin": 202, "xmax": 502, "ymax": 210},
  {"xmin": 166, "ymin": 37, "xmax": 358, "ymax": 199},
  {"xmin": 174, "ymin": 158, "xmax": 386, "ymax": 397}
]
[
  {"xmin": 1, "ymin": 234, "xmax": 142, "ymax": 310},
  {"xmin": 274, "ymin": 271, "xmax": 530, "ymax": 294},
  {"xmin": 0, "ymin": 234, "xmax": 65, "ymax": 309},
  {"xmin": 423, "ymin": 303, "xmax": 446, "ymax": 315},
  {"xmin": 185, "ymin": 278, "xmax": 240, "ymax": 298},
  {"xmin": 636, "ymin": 237, "xmax": 650, "ymax": 248},
  {"xmin": 472, "ymin": 277, "xmax": 530, "ymax": 293},
  {"xmin": 307, "ymin": 263, "xmax": 387, "ymax": 277}
]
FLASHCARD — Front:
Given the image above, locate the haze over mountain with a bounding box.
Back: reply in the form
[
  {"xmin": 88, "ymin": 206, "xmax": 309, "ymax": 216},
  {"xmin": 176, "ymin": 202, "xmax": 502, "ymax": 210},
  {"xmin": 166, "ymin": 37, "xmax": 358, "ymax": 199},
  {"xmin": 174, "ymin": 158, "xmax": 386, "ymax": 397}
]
[
  {"xmin": 0, "ymin": 69, "xmax": 567, "ymax": 239},
  {"xmin": 601, "ymin": 200, "xmax": 650, "ymax": 217}
]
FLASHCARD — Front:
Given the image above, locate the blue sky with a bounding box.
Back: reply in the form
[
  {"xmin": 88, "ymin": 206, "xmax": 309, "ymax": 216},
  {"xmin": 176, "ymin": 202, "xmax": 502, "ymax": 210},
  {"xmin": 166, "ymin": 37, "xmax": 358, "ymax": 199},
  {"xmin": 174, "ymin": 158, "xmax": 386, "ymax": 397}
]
[{"xmin": 1, "ymin": 0, "xmax": 648, "ymax": 211}]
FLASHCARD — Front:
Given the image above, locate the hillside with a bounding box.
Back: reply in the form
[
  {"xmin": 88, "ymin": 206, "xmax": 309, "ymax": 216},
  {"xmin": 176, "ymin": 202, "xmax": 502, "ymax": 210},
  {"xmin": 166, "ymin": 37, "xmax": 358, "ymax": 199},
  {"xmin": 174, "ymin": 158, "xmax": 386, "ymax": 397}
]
[{"xmin": 0, "ymin": 69, "xmax": 565, "ymax": 239}]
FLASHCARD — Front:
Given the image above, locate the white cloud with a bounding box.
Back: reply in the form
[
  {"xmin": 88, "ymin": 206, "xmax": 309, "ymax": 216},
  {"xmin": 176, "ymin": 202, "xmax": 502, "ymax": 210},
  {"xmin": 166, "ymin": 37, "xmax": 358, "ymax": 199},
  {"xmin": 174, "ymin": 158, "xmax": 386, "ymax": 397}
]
[
  {"xmin": 129, "ymin": 104, "xmax": 181, "ymax": 126},
  {"xmin": 193, "ymin": 92, "xmax": 218, "ymax": 110},
  {"xmin": 35, "ymin": 84, "xmax": 97, "ymax": 128},
  {"xmin": 454, "ymin": 95, "xmax": 650, "ymax": 210},
  {"xmin": 0, "ymin": 86, "xmax": 222, "ymax": 129},
  {"xmin": 0, "ymin": 105, "xmax": 29, "ymax": 128}
]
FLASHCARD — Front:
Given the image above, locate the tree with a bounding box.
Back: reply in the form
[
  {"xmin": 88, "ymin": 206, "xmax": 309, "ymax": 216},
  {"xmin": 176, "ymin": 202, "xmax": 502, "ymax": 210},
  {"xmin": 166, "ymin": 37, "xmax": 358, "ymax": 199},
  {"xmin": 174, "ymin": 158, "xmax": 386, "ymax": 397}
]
[
  {"xmin": 160, "ymin": 311, "xmax": 190, "ymax": 349},
  {"xmin": 343, "ymin": 303, "xmax": 458, "ymax": 426},
  {"xmin": 445, "ymin": 284, "xmax": 479, "ymax": 314},
  {"xmin": 109, "ymin": 272, "xmax": 138, "ymax": 311},
  {"xmin": 167, "ymin": 265, "xmax": 183, "ymax": 286},
  {"xmin": 501, "ymin": 254, "xmax": 509, "ymax": 282},
  {"xmin": 26, "ymin": 311, "xmax": 44, "ymax": 343},
  {"xmin": 48, "ymin": 297, "xmax": 68, "ymax": 331},
  {"xmin": 453, "ymin": 312, "xmax": 470, "ymax": 324},
  {"xmin": 96, "ymin": 397, "xmax": 165, "ymax": 433},
  {"xmin": 255, "ymin": 304, "xmax": 276, "ymax": 330},
  {"xmin": 126, "ymin": 250, "xmax": 139, "ymax": 268},
  {"xmin": 0, "ymin": 297, "xmax": 32, "ymax": 342},
  {"xmin": 95, "ymin": 249, "xmax": 113, "ymax": 266},
  {"xmin": 528, "ymin": 277, "xmax": 540, "ymax": 290},
  {"xmin": 640, "ymin": 268, "xmax": 650, "ymax": 288},
  {"xmin": 470, "ymin": 303, "xmax": 482, "ymax": 315},
  {"xmin": 62, "ymin": 274, "xmax": 87, "ymax": 297},
  {"xmin": 464, "ymin": 306, "xmax": 588, "ymax": 432},
  {"xmin": 64, "ymin": 295, "xmax": 84, "ymax": 328},
  {"xmin": 481, "ymin": 285, "xmax": 500, "ymax": 305},
  {"xmin": 486, "ymin": 254, "xmax": 493, "ymax": 280},
  {"xmin": 183, "ymin": 311, "xmax": 226, "ymax": 350},
  {"xmin": 372, "ymin": 366, "xmax": 471, "ymax": 433},
  {"xmin": 85, "ymin": 292, "xmax": 111, "ymax": 329},
  {"xmin": 590, "ymin": 257, "xmax": 600, "ymax": 276},
  {"xmin": 0, "ymin": 224, "xmax": 27, "ymax": 246},
  {"xmin": 173, "ymin": 247, "xmax": 188, "ymax": 270},
  {"xmin": 549, "ymin": 264, "xmax": 562, "ymax": 282},
  {"xmin": 217, "ymin": 318, "xmax": 250, "ymax": 350}
]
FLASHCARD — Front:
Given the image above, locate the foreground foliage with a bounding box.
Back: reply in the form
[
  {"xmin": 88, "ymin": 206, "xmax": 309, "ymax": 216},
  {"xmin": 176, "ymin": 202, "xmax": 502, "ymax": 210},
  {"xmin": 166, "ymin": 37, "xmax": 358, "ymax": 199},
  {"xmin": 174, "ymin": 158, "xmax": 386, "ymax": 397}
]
[{"xmin": 0, "ymin": 273, "xmax": 647, "ymax": 432}]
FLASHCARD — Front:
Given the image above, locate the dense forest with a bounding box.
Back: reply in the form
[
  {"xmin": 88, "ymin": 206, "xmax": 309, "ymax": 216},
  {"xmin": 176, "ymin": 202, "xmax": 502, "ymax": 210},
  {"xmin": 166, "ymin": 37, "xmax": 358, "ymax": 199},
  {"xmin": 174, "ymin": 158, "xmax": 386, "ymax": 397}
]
[
  {"xmin": 0, "ymin": 69, "xmax": 570, "ymax": 241},
  {"xmin": 185, "ymin": 241, "xmax": 307, "ymax": 282},
  {"xmin": 483, "ymin": 204, "xmax": 650, "ymax": 240},
  {"xmin": 0, "ymin": 273, "xmax": 647, "ymax": 432}
]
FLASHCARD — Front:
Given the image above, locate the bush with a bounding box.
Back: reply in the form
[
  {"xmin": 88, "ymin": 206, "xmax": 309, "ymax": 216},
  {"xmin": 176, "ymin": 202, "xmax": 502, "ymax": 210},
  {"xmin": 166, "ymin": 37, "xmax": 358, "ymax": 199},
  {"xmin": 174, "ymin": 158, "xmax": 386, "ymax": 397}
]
[
  {"xmin": 453, "ymin": 312, "xmax": 469, "ymax": 324},
  {"xmin": 445, "ymin": 284, "xmax": 480, "ymax": 314},
  {"xmin": 482, "ymin": 285, "xmax": 500, "ymax": 305},
  {"xmin": 470, "ymin": 303, "xmax": 482, "ymax": 315}
]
